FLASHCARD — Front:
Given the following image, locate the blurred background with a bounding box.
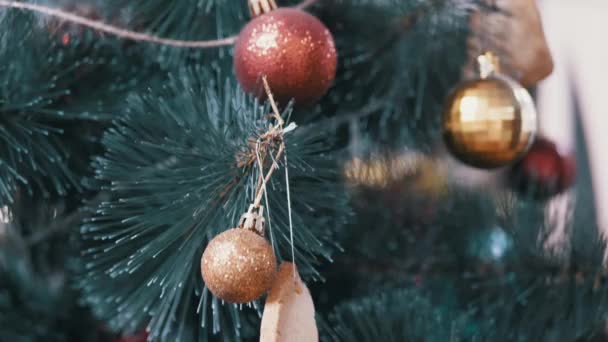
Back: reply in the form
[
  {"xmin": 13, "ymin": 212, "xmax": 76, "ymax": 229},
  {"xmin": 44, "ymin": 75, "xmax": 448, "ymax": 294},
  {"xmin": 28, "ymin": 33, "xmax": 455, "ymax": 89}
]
[{"xmin": 537, "ymin": 0, "xmax": 608, "ymax": 238}]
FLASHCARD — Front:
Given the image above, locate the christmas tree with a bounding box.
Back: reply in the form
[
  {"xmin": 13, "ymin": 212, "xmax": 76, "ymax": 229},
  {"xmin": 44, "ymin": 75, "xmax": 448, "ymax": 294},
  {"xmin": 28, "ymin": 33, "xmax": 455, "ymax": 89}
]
[{"xmin": 0, "ymin": 0, "xmax": 604, "ymax": 341}]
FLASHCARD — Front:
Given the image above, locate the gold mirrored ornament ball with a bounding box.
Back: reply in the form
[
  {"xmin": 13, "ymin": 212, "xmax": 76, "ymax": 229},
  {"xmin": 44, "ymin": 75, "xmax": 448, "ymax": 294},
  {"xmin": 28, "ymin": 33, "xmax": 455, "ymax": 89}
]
[
  {"xmin": 442, "ymin": 52, "xmax": 537, "ymax": 169},
  {"xmin": 201, "ymin": 228, "xmax": 277, "ymax": 303}
]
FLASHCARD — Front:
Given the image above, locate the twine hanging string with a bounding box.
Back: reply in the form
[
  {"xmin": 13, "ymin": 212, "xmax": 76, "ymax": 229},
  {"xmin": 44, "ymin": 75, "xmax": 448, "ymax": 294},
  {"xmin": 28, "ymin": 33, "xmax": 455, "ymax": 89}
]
[
  {"xmin": 0, "ymin": 0, "xmax": 320, "ymax": 48},
  {"xmin": 478, "ymin": 0, "xmax": 499, "ymax": 58},
  {"xmin": 255, "ymin": 138, "xmax": 277, "ymax": 251},
  {"xmin": 283, "ymin": 147, "xmax": 296, "ymax": 272},
  {"xmin": 249, "ymin": 77, "xmax": 297, "ymax": 269},
  {"xmin": 252, "ymin": 77, "xmax": 288, "ymax": 210}
]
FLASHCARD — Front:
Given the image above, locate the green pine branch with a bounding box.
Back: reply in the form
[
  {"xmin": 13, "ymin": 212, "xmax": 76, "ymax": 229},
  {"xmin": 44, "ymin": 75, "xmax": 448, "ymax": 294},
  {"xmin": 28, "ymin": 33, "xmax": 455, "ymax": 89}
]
[
  {"xmin": 79, "ymin": 66, "xmax": 348, "ymax": 340},
  {"xmin": 0, "ymin": 196, "xmax": 108, "ymax": 342},
  {"xmin": 324, "ymin": 288, "xmax": 484, "ymax": 341},
  {"xmin": 0, "ymin": 8, "xmax": 153, "ymax": 205},
  {"xmin": 310, "ymin": 0, "xmax": 473, "ymax": 146}
]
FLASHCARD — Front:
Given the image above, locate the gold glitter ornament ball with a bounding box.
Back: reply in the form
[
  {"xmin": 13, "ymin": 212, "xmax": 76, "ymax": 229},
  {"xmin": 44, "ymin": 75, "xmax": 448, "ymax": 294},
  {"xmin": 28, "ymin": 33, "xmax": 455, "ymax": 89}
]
[
  {"xmin": 234, "ymin": 8, "xmax": 337, "ymax": 105},
  {"xmin": 201, "ymin": 228, "xmax": 277, "ymax": 303},
  {"xmin": 442, "ymin": 74, "xmax": 538, "ymax": 169}
]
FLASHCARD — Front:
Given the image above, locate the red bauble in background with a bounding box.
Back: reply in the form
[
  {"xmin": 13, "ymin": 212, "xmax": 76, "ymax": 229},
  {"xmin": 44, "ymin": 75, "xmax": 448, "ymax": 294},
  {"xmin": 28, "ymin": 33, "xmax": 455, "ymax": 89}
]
[
  {"xmin": 117, "ymin": 330, "xmax": 148, "ymax": 342},
  {"xmin": 45, "ymin": 4, "xmax": 103, "ymax": 46},
  {"xmin": 509, "ymin": 137, "xmax": 576, "ymax": 199},
  {"xmin": 234, "ymin": 8, "xmax": 337, "ymax": 106}
]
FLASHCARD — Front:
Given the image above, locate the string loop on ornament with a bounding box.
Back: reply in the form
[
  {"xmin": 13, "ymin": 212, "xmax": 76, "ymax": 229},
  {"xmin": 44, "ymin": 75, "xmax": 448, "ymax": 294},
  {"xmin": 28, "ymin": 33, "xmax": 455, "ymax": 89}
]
[
  {"xmin": 255, "ymin": 138, "xmax": 276, "ymax": 248},
  {"xmin": 250, "ymin": 76, "xmax": 294, "ymax": 209},
  {"xmin": 239, "ymin": 75, "xmax": 295, "ymax": 245},
  {"xmin": 0, "ymin": 0, "xmax": 320, "ymax": 48},
  {"xmin": 246, "ymin": 76, "xmax": 297, "ymax": 268}
]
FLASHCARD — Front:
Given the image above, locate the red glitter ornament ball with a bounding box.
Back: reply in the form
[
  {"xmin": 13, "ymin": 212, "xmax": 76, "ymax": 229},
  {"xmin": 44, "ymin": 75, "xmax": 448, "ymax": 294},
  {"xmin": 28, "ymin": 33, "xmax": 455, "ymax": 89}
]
[
  {"xmin": 509, "ymin": 137, "xmax": 576, "ymax": 199},
  {"xmin": 234, "ymin": 8, "xmax": 337, "ymax": 105}
]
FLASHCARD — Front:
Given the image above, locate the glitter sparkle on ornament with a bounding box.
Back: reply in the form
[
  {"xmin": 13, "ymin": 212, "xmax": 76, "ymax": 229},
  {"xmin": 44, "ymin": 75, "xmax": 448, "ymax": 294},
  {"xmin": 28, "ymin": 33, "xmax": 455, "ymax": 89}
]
[{"xmin": 255, "ymin": 31, "xmax": 279, "ymax": 52}]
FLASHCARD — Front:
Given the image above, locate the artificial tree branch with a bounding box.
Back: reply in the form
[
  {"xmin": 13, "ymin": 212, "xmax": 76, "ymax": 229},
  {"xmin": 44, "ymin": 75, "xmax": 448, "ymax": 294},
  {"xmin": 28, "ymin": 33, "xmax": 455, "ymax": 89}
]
[{"xmin": 25, "ymin": 193, "xmax": 107, "ymax": 246}]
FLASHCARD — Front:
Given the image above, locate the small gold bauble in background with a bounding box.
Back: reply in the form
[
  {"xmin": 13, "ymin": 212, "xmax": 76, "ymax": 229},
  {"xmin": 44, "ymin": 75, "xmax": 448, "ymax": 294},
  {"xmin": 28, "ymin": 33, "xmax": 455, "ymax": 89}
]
[
  {"xmin": 201, "ymin": 228, "xmax": 277, "ymax": 303},
  {"xmin": 442, "ymin": 52, "xmax": 537, "ymax": 169},
  {"xmin": 343, "ymin": 152, "xmax": 447, "ymax": 197}
]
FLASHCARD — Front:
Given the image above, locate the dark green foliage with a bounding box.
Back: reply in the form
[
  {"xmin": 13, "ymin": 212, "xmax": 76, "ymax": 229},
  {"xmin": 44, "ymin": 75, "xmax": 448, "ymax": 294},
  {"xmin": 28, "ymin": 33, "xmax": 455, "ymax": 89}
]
[
  {"xmin": 104, "ymin": 0, "xmax": 245, "ymax": 66},
  {"xmin": 324, "ymin": 289, "xmax": 483, "ymax": 342},
  {"xmin": 0, "ymin": 10, "xmax": 83, "ymax": 205},
  {"xmin": 0, "ymin": 196, "xmax": 109, "ymax": 342},
  {"xmin": 79, "ymin": 67, "xmax": 347, "ymax": 340},
  {"xmin": 310, "ymin": 0, "xmax": 472, "ymax": 146},
  {"xmin": 465, "ymin": 272, "xmax": 608, "ymax": 341},
  {"xmin": 0, "ymin": 7, "xmax": 152, "ymax": 205},
  {"xmin": 102, "ymin": 0, "xmax": 295, "ymax": 67}
]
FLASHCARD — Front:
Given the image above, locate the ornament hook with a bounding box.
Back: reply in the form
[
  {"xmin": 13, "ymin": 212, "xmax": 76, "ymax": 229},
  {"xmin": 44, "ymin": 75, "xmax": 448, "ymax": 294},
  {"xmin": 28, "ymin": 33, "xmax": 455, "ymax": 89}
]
[
  {"xmin": 478, "ymin": 51, "xmax": 501, "ymax": 79},
  {"xmin": 239, "ymin": 204, "xmax": 266, "ymax": 236},
  {"xmin": 248, "ymin": 0, "xmax": 278, "ymax": 17}
]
